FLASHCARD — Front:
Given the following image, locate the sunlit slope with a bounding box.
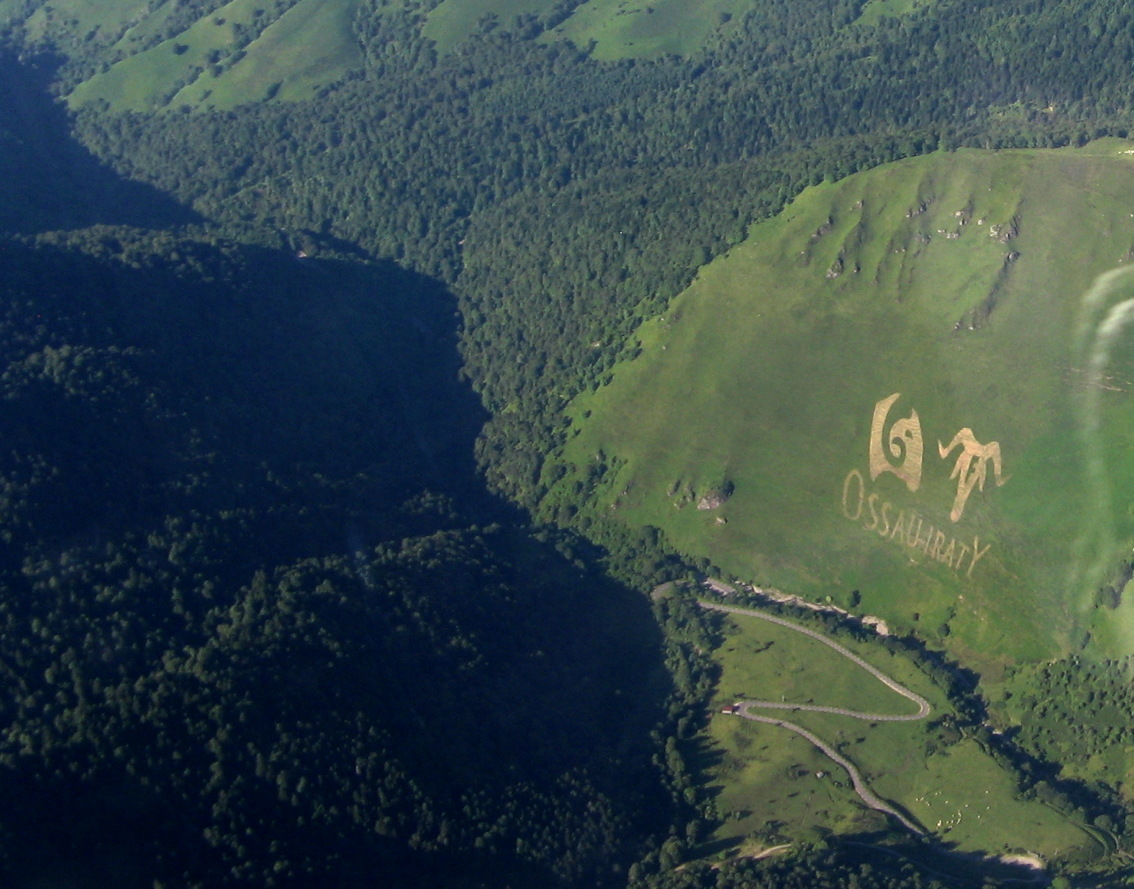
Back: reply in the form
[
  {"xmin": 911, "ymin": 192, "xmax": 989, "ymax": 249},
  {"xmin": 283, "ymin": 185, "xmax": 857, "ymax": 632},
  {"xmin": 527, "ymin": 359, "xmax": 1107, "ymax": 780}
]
[
  {"xmin": 421, "ymin": 0, "xmax": 762, "ymax": 58},
  {"xmin": 538, "ymin": 0, "xmax": 932, "ymax": 60},
  {"xmin": 541, "ymin": 0, "xmax": 754, "ymax": 59},
  {"xmin": 57, "ymin": 0, "xmax": 362, "ymax": 111},
  {"xmin": 555, "ymin": 143, "xmax": 1134, "ymax": 663},
  {"xmin": 423, "ymin": 0, "xmax": 558, "ymax": 53}
]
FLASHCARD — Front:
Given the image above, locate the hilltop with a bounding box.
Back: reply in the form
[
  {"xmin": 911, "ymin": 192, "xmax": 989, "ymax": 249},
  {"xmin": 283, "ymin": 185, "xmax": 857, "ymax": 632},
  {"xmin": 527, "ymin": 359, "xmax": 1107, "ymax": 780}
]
[
  {"xmin": 552, "ymin": 143, "xmax": 1134, "ymax": 667},
  {"xmin": 546, "ymin": 145, "xmax": 1134, "ymax": 873}
]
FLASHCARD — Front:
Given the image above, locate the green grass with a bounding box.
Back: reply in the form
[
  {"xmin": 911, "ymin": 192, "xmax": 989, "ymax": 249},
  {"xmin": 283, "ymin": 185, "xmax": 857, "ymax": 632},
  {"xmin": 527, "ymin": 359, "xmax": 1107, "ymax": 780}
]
[
  {"xmin": 66, "ymin": 0, "xmax": 363, "ymax": 111},
  {"xmin": 854, "ymin": 0, "xmax": 935, "ymax": 27},
  {"xmin": 554, "ymin": 142, "xmax": 1134, "ymax": 666},
  {"xmin": 542, "ymin": 0, "xmax": 754, "ymax": 60},
  {"xmin": 68, "ymin": 0, "xmax": 273, "ymax": 110},
  {"xmin": 423, "ymin": 0, "xmax": 558, "ymax": 54},
  {"xmin": 704, "ymin": 610, "xmax": 944, "ymax": 844},
  {"xmin": 711, "ymin": 613, "xmax": 934, "ymax": 718},
  {"xmin": 896, "ymin": 739, "xmax": 1092, "ymax": 855},
  {"xmin": 7, "ymin": 0, "xmax": 153, "ymax": 42},
  {"xmin": 173, "ymin": 0, "xmax": 362, "ymax": 109},
  {"xmin": 700, "ymin": 610, "xmax": 1094, "ymax": 860}
]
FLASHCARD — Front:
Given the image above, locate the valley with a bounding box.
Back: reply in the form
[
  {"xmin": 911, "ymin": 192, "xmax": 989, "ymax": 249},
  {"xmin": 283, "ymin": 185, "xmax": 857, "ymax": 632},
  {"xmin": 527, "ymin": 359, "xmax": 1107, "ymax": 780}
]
[{"xmin": 6, "ymin": 0, "xmax": 1134, "ymax": 885}]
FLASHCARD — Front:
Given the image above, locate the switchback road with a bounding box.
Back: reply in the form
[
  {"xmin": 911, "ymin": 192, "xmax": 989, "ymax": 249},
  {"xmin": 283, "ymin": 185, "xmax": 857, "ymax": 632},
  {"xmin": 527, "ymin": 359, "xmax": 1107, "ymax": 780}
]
[{"xmin": 699, "ymin": 600, "xmax": 929, "ymax": 834}]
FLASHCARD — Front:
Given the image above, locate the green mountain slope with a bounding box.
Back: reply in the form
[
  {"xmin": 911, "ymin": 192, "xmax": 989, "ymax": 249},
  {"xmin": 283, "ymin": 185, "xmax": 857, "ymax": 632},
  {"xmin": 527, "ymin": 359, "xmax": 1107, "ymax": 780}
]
[
  {"xmin": 538, "ymin": 0, "xmax": 755, "ymax": 60},
  {"xmin": 66, "ymin": 0, "xmax": 362, "ymax": 111},
  {"xmin": 0, "ymin": 0, "xmax": 363, "ymax": 111},
  {"xmin": 552, "ymin": 143, "xmax": 1134, "ymax": 666}
]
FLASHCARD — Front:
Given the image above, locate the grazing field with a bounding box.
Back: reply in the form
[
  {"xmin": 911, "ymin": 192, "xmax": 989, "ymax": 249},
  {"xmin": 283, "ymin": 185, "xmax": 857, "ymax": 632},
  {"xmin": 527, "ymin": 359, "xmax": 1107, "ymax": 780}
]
[
  {"xmin": 423, "ymin": 0, "xmax": 557, "ymax": 53},
  {"xmin": 172, "ymin": 0, "xmax": 362, "ymax": 109},
  {"xmin": 65, "ymin": 0, "xmax": 362, "ymax": 111},
  {"xmin": 542, "ymin": 0, "xmax": 754, "ymax": 59},
  {"xmin": 701, "ymin": 607, "xmax": 1094, "ymax": 863},
  {"xmin": 854, "ymin": 0, "xmax": 936, "ymax": 27},
  {"xmin": 553, "ymin": 142, "xmax": 1134, "ymax": 665}
]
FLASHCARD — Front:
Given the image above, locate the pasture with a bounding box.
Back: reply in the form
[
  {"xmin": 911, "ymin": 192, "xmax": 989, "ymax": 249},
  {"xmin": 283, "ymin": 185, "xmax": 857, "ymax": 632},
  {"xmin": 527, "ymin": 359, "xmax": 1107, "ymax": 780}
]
[
  {"xmin": 542, "ymin": 0, "xmax": 753, "ymax": 59},
  {"xmin": 65, "ymin": 0, "xmax": 362, "ymax": 111},
  {"xmin": 700, "ymin": 607, "xmax": 1094, "ymax": 863},
  {"xmin": 555, "ymin": 142, "xmax": 1134, "ymax": 665}
]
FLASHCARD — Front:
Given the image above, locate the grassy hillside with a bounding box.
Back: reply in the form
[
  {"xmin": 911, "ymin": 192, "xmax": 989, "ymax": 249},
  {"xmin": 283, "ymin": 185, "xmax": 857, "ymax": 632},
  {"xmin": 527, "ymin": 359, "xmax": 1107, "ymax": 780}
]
[
  {"xmin": 854, "ymin": 0, "xmax": 936, "ymax": 26},
  {"xmin": 170, "ymin": 0, "xmax": 363, "ymax": 109},
  {"xmin": 703, "ymin": 608, "xmax": 1095, "ymax": 864},
  {"xmin": 541, "ymin": 0, "xmax": 754, "ymax": 59},
  {"xmin": 552, "ymin": 142, "xmax": 1134, "ymax": 667},
  {"xmin": 0, "ymin": 0, "xmax": 363, "ymax": 112},
  {"xmin": 420, "ymin": 0, "xmax": 758, "ymax": 58},
  {"xmin": 422, "ymin": 0, "xmax": 557, "ymax": 53},
  {"xmin": 65, "ymin": 0, "xmax": 362, "ymax": 111}
]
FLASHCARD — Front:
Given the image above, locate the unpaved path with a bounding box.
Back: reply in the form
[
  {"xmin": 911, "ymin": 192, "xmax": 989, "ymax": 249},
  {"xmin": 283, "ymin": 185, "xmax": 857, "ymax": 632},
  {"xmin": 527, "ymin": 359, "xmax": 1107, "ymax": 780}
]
[{"xmin": 700, "ymin": 600, "xmax": 929, "ymax": 835}]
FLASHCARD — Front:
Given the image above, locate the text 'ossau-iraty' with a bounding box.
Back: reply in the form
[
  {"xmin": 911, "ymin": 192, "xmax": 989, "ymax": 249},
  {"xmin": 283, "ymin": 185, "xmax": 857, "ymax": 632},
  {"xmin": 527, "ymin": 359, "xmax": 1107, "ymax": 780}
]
[{"xmin": 841, "ymin": 393, "xmax": 1006, "ymax": 578}]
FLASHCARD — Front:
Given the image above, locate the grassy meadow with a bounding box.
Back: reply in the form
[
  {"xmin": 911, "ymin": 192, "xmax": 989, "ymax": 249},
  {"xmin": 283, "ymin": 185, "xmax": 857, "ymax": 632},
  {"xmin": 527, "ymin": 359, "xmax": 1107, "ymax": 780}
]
[
  {"xmin": 701, "ymin": 609, "xmax": 1096, "ymax": 864},
  {"xmin": 541, "ymin": 0, "xmax": 753, "ymax": 59},
  {"xmin": 853, "ymin": 0, "xmax": 936, "ymax": 27},
  {"xmin": 172, "ymin": 0, "xmax": 362, "ymax": 108},
  {"xmin": 423, "ymin": 0, "xmax": 557, "ymax": 53},
  {"xmin": 0, "ymin": 0, "xmax": 153, "ymax": 43},
  {"xmin": 420, "ymin": 0, "xmax": 755, "ymax": 58},
  {"xmin": 553, "ymin": 142, "xmax": 1134, "ymax": 665},
  {"xmin": 64, "ymin": 0, "xmax": 362, "ymax": 111}
]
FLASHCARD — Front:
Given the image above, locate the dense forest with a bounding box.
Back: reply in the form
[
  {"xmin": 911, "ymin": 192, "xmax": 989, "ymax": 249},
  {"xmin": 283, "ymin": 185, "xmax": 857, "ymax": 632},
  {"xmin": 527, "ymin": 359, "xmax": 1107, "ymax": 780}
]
[
  {"xmin": 0, "ymin": 221, "xmax": 685, "ymax": 886},
  {"xmin": 6, "ymin": 0, "xmax": 1134, "ymax": 884}
]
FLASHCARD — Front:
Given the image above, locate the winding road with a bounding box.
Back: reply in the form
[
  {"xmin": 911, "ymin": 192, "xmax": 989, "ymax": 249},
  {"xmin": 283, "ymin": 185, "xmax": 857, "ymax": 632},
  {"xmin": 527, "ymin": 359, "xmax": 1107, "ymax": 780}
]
[{"xmin": 700, "ymin": 600, "xmax": 930, "ymax": 835}]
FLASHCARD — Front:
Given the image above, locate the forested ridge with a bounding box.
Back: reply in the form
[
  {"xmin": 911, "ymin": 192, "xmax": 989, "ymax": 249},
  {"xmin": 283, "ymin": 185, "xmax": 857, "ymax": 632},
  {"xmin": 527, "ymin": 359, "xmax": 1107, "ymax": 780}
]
[
  {"xmin": 5, "ymin": 0, "xmax": 1134, "ymax": 884},
  {"xmin": 0, "ymin": 222, "xmax": 697, "ymax": 887}
]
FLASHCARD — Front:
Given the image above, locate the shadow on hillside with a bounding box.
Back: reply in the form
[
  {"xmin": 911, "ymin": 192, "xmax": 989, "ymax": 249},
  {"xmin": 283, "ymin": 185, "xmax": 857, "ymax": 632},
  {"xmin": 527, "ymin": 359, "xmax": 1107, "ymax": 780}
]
[
  {"xmin": 0, "ymin": 45, "xmax": 677, "ymax": 885},
  {"xmin": 0, "ymin": 50, "xmax": 200, "ymax": 233},
  {"xmin": 840, "ymin": 834, "xmax": 1061, "ymax": 887},
  {"xmin": 0, "ymin": 229, "xmax": 495, "ymax": 547},
  {"xmin": 0, "ymin": 228, "xmax": 677, "ymax": 887}
]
